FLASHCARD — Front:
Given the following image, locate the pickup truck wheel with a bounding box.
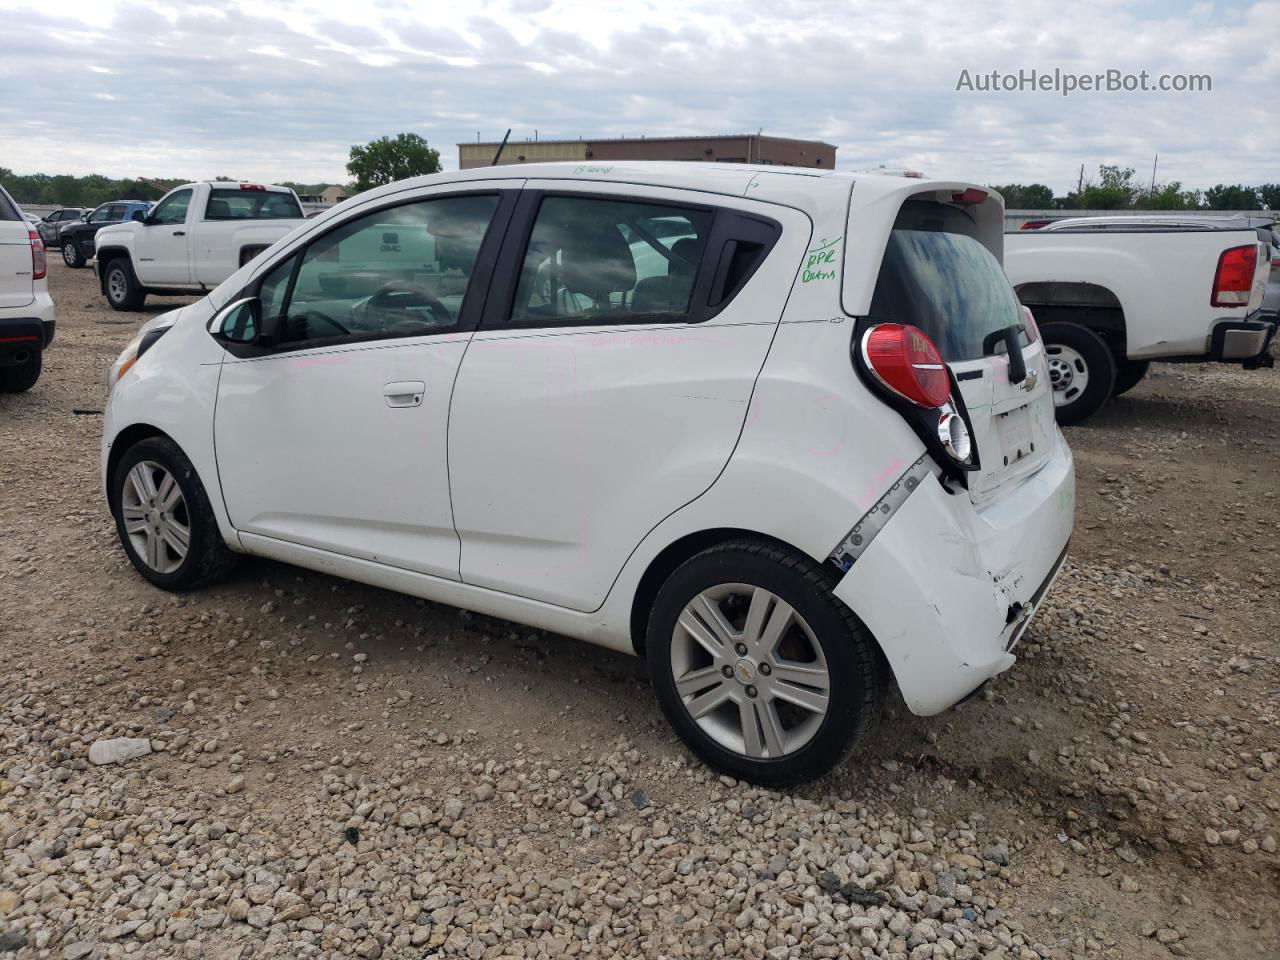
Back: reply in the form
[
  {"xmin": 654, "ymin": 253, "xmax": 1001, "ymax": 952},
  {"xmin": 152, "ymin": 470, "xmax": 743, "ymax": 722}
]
[
  {"xmin": 110, "ymin": 437, "xmax": 237, "ymax": 590},
  {"xmin": 0, "ymin": 350, "xmax": 41, "ymax": 393},
  {"xmin": 646, "ymin": 540, "xmax": 884, "ymax": 786},
  {"xmin": 1041, "ymin": 323, "xmax": 1117, "ymax": 426},
  {"xmin": 104, "ymin": 259, "xmax": 147, "ymax": 311},
  {"xmin": 62, "ymin": 240, "xmax": 84, "ymax": 268},
  {"xmin": 1112, "ymin": 359, "xmax": 1150, "ymax": 397}
]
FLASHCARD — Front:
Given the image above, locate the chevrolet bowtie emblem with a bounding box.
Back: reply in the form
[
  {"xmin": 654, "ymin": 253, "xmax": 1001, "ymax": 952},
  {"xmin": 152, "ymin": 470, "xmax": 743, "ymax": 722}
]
[{"xmin": 1021, "ymin": 369, "xmax": 1038, "ymax": 391}]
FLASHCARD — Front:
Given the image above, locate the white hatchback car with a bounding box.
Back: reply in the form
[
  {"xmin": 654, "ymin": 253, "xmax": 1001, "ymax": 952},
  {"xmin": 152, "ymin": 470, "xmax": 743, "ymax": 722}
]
[{"xmin": 103, "ymin": 163, "xmax": 1074, "ymax": 785}]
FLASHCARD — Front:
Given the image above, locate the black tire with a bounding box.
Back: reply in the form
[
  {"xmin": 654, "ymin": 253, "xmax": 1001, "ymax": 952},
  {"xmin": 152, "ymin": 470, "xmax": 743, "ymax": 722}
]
[
  {"xmin": 62, "ymin": 239, "xmax": 85, "ymax": 268},
  {"xmin": 103, "ymin": 257, "xmax": 147, "ymax": 311},
  {"xmin": 646, "ymin": 539, "xmax": 884, "ymax": 786},
  {"xmin": 1040, "ymin": 322, "xmax": 1117, "ymax": 426},
  {"xmin": 110, "ymin": 436, "xmax": 237, "ymax": 590},
  {"xmin": 1111, "ymin": 359, "xmax": 1150, "ymax": 397},
  {"xmin": 0, "ymin": 350, "xmax": 41, "ymax": 393}
]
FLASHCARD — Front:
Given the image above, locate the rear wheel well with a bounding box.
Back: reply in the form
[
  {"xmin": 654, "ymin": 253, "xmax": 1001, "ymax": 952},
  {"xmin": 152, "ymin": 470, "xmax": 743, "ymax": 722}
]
[
  {"xmin": 106, "ymin": 424, "xmax": 173, "ymax": 511},
  {"xmin": 1016, "ymin": 281, "xmax": 1128, "ymax": 358},
  {"xmin": 629, "ymin": 529, "xmax": 819, "ymax": 656}
]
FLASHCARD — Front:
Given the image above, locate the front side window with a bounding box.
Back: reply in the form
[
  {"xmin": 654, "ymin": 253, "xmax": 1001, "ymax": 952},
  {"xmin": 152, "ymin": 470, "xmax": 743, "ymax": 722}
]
[
  {"xmin": 88, "ymin": 205, "xmax": 112, "ymax": 224},
  {"xmin": 272, "ymin": 194, "xmax": 499, "ymax": 347},
  {"xmin": 205, "ymin": 189, "xmax": 303, "ymax": 221},
  {"xmin": 869, "ymin": 201, "xmax": 1023, "ymax": 362},
  {"xmin": 151, "ymin": 190, "xmax": 192, "ymax": 226},
  {"xmin": 106, "ymin": 204, "xmax": 127, "ymax": 221},
  {"xmin": 509, "ymin": 196, "xmax": 711, "ymax": 326}
]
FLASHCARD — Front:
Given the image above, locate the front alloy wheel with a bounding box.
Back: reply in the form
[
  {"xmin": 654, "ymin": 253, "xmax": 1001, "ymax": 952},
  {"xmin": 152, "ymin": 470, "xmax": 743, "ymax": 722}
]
[
  {"xmin": 111, "ymin": 436, "xmax": 237, "ymax": 590},
  {"xmin": 647, "ymin": 540, "xmax": 884, "ymax": 786},
  {"xmin": 120, "ymin": 461, "xmax": 191, "ymax": 574}
]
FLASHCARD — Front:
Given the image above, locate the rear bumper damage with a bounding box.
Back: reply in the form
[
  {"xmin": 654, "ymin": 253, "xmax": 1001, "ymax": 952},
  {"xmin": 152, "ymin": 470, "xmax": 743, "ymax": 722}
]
[{"xmin": 833, "ymin": 438, "xmax": 1074, "ymax": 715}]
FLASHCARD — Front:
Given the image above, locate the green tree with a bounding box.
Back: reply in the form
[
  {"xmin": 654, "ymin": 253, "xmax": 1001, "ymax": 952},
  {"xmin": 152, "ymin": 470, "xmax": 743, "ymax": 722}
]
[
  {"xmin": 989, "ymin": 183, "xmax": 1055, "ymax": 208},
  {"xmin": 1135, "ymin": 181, "xmax": 1201, "ymax": 210},
  {"xmin": 1202, "ymin": 184, "xmax": 1260, "ymax": 210},
  {"xmin": 1073, "ymin": 165, "xmax": 1138, "ymax": 209},
  {"xmin": 346, "ymin": 133, "xmax": 440, "ymax": 193},
  {"xmin": 1259, "ymin": 184, "xmax": 1280, "ymax": 211}
]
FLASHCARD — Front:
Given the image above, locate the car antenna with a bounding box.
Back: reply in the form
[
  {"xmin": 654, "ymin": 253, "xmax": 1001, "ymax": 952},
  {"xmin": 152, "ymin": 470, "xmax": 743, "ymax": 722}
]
[{"xmin": 491, "ymin": 129, "xmax": 512, "ymax": 166}]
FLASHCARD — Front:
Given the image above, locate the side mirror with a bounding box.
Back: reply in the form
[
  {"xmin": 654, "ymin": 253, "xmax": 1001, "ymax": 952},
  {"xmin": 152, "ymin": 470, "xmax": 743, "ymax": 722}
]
[
  {"xmin": 132, "ymin": 210, "xmax": 147, "ymax": 223},
  {"xmin": 209, "ymin": 297, "xmax": 264, "ymax": 345}
]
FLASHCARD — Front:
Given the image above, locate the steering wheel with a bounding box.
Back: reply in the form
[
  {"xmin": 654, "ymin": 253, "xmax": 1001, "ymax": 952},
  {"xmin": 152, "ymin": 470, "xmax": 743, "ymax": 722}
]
[
  {"xmin": 366, "ymin": 281, "xmax": 452, "ymax": 329},
  {"xmin": 292, "ymin": 309, "xmax": 350, "ymax": 339}
]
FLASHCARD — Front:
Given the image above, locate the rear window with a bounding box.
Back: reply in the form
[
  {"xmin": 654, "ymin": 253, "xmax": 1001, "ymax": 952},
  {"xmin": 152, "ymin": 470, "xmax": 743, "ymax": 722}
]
[
  {"xmin": 0, "ymin": 186, "xmax": 20, "ymax": 222},
  {"xmin": 204, "ymin": 189, "xmax": 303, "ymax": 221},
  {"xmin": 870, "ymin": 200, "xmax": 1022, "ymax": 362}
]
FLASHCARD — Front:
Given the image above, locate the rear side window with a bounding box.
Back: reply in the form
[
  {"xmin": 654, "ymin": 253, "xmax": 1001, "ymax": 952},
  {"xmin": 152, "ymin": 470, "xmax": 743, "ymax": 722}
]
[
  {"xmin": 0, "ymin": 187, "xmax": 18, "ymax": 222},
  {"xmin": 870, "ymin": 200, "xmax": 1022, "ymax": 362},
  {"xmin": 205, "ymin": 189, "xmax": 303, "ymax": 221},
  {"xmin": 509, "ymin": 196, "xmax": 712, "ymax": 326}
]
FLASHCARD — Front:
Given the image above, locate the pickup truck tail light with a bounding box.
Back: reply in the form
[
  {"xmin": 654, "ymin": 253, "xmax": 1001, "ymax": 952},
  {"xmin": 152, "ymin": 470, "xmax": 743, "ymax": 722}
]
[
  {"xmin": 1211, "ymin": 244, "xmax": 1257, "ymax": 307},
  {"xmin": 28, "ymin": 230, "xmax": 46, "ymax": 281}
]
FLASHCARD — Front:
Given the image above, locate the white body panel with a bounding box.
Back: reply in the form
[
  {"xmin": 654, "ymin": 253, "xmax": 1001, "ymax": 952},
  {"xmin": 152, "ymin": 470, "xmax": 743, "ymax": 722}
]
[
  {"xmin": 213, "ymin": 332, "xmax": 468, "ymax": 580},
  {"xmin": 1004, "ymin": 228, "xmax": 1271, "ymax": 359},
  {"xmin": 448, "ymin": 181, "xmax": 813, "ymax": 611},
  {"xmin": 103, "ymin": 162, "xmax": 1076, "ymax": 719},
  {"xmin": 0, "ymin": 217, "xmax": 34, "ymax": 310},
  {"xmin": 95, "ymin": 182, "xmax": 305, "ymax": 292}
]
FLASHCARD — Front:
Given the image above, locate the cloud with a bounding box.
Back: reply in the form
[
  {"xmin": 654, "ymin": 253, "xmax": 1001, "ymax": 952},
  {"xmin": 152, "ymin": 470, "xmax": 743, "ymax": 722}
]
[{"xmin": 0, "ymin": 0, "xmax": 1275, "ymax": 193}]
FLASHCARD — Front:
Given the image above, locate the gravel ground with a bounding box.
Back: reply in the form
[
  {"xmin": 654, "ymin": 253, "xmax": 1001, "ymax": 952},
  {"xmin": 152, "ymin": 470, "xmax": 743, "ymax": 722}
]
[{"xmin": 1, "ymin": 263, "xmax": 1277, "ymax": 960}]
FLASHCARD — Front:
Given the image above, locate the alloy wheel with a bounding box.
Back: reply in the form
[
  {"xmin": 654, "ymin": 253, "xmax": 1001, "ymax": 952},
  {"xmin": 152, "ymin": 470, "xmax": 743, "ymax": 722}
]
[
  {"xmin": 107, "ymin": 267, "xmax": 128, "ymax": 303},
  {"xmin": 120, "ymin": 461, "xmax": 190, "ymax": 574},
  {"xmin": 669, "ymin": 583, "xmax": 830, "ymax": 760}
]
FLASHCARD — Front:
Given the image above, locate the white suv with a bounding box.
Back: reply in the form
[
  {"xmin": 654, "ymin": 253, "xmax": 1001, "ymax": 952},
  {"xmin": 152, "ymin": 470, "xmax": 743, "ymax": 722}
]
[
  {"xmin": 102, "ymin": 163, "xmax": 1074, "ymax": 785},
  {"xmin": 0, "ymin": 184, "xmax": 54, "ymax": 393}
]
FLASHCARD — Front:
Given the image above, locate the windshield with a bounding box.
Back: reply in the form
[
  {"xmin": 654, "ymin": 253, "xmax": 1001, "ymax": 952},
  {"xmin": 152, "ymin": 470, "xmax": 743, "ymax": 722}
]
[
  {"xmin": 870, "ymin": 201, "xmax": 1022, "ymax": 362},
  {"xmin": 204, "ymin": 188, "xmax": 303, "ymax": 221}
]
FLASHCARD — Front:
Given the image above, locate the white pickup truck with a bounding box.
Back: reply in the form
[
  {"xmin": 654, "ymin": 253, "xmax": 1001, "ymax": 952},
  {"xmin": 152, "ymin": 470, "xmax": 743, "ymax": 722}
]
[
  {"xmin": 1004, "ymin": 215, "xmax": 1275, "ymax": 423},
  {"xmin": 94, "ymin": 182, "xmax": 306, "ymax": 312}
]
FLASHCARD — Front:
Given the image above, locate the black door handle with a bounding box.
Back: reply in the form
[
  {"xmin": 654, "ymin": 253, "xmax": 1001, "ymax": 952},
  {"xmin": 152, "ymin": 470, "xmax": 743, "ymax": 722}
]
[{"xmin": 173, "ymin": 230, "xmax": 185, "ymax": 237}]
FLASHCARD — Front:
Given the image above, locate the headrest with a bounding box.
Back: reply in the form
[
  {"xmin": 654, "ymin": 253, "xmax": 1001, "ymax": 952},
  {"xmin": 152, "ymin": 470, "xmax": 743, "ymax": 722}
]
[{"xmin": 559, "ymin": 221, "xmax": 637, "ymax": 299}]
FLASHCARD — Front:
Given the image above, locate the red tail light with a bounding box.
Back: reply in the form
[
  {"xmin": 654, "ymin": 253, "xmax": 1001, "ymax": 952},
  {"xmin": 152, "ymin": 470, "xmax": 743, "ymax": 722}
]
[
  {"xmin": 861, "ymin": 323, "xmax": 951, "ymax": 408},
  {"xmin": 1211, "ymin": 244, "xmax": 1257, "ymax": 307},
  {"xmin": 950, "ymin": 188, "xmax": 988, "ymax": 206},
  {"xmin": 28, "ymin": 230, "xmax": 46, "ymax": 281}
]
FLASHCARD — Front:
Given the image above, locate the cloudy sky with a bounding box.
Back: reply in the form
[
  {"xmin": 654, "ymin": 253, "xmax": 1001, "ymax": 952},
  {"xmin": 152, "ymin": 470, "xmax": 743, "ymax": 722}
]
[{"xmin": 1, "ymin": 0, "xmax": 1276, "ymax": 194}]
